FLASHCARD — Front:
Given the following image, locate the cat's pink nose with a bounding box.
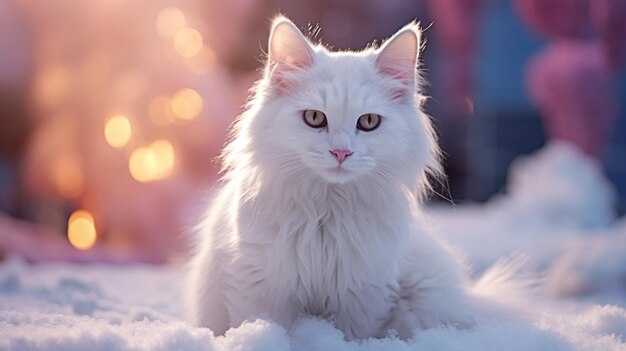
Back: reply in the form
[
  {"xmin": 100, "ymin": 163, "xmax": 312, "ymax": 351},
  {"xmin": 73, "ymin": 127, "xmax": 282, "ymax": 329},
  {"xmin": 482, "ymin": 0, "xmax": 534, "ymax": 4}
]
[{"xmin": 330, "ymin": 149, "xmax": 353, "ymax": 164}]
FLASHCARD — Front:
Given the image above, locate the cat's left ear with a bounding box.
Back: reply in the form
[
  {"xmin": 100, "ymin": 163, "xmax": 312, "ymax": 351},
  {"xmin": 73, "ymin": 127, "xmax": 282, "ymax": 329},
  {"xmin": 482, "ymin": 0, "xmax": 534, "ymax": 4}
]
[{"xmin": 375, "ymin": 22, "xmax": 421, "ymax": 97}]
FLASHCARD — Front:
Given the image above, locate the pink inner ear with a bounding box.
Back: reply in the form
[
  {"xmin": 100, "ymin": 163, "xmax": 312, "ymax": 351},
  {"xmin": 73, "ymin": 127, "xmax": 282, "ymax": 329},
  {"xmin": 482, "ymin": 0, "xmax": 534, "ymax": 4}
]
[
  {"xmin": 268, "ymin": 20, "xmax": 313, "ymax": 93},
  {"xmin": 378, "ymin": 65, "xmax": 414, "ymax": 84},
  {"xmin": 375, "ymin": 28, "xmax": 419, "ymax": 99},
  {"xmin": 377, "ymin": 62, "xmax": 414, "ymax": 100}
]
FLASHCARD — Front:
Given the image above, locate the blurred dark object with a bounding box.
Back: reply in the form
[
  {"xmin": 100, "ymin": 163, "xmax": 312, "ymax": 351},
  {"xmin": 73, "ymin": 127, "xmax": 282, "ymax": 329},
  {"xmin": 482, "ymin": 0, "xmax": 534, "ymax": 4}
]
[
  {"xmin": 0, "ymin": 0, "xmax": 33, "ymax": 218},
  {"xmin": 422, "ymin": 0, "xmax": 484, "ymax": 201},
  {"xmin": 426, "ymin": 0, "xmax": 484, "ymax": 120},
  {"xmin": 0, "ymin": 89, "xmax": 31, "ymax": 161},
  {"xmin": 590, "ymin": 0, "xmax": 626, "ymax": 71},
  {"xmin": 0, "ymin": 89, "xmax": 31, "ymax": 219}
]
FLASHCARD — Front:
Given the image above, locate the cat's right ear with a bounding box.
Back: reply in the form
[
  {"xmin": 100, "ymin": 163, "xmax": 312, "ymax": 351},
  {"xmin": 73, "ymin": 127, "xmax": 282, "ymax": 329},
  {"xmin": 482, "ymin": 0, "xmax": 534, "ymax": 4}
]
[
  {"xmin": 375, "ymin": 22, "xmax": 421, "ymax": 100},
  {"xmin": 266, "ymin": 16, "xmax": 313, "ymax": 90}
]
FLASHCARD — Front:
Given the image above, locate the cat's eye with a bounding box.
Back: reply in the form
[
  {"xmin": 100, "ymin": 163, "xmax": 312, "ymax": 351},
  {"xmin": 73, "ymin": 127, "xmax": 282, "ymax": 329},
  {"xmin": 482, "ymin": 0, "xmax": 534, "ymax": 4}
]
[
  {"xmin": 357, "ymin": 113, "xmax": 381, "ymax": 131},
  {"xmin": 303, "ymin": 109, "xmax": 327, "ymax": 128}
]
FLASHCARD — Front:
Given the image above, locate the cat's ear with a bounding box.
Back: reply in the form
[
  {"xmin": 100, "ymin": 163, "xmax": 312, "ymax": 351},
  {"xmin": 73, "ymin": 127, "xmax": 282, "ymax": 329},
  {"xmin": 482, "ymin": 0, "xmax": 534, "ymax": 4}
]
[
  {"xmin": 267, "ymin": 16, "xmax": 313, "ymax": 74},
  {"xmin": 375, "ymin": 22, "xmax": 421, "ymax": 99}
]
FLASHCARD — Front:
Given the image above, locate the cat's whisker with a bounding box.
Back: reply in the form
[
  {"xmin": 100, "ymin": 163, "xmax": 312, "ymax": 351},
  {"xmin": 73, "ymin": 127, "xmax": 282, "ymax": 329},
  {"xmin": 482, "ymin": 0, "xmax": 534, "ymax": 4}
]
[{"xmin": 364, "ymin": 169, "xmax": 395, "ymax": 191}]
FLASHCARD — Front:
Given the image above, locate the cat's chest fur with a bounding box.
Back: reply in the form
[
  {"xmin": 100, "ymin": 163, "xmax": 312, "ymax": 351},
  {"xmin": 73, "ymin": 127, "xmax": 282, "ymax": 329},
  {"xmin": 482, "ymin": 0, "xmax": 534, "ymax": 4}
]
[{"xmin": 228, "ymin": 182, "xmax": 407, "ymax": 330}]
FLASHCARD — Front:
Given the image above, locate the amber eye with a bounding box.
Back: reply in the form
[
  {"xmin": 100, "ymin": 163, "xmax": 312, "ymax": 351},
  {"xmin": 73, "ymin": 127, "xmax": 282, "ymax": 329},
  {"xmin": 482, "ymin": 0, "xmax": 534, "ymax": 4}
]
[
  {"xmin": 357, "ymin": 113, "xmax": 381, "ymax": 131},
  {"xmin": 303, "ymin": 109, "xmax": 327, "ymax": 128}
]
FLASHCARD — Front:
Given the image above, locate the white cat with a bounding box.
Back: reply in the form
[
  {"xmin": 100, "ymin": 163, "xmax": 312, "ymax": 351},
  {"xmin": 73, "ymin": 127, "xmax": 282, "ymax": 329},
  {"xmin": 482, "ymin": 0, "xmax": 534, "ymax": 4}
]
[{"xmin": 187, "ymin": 16, "xmax": 533, "ymax": 340}]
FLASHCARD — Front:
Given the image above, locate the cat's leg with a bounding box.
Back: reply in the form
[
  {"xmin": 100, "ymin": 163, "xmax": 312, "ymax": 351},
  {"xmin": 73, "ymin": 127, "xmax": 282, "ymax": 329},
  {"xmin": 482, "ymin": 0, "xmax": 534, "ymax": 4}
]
[
  {"xmin": 333, "ymin": 285, "xmax": 393, "ymax": 340},
  {"xmin": 380, "ymin": 276, "xmax": 477, "ymax": 339},
  {"xmin": 186, "ymin": 248, "xmax": 230, "ymax": 335},
  {"xmin": 380, "ymin": 233, "xmax": 478, "ymax": 339}
]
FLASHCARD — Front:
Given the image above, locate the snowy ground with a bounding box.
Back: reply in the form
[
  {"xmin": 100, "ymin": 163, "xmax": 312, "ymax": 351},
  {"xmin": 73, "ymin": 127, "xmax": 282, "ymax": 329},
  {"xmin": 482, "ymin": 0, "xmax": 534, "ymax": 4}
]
[{"xmin": 1, "ymin": 142, "xmax": 626, "ymax": 351}]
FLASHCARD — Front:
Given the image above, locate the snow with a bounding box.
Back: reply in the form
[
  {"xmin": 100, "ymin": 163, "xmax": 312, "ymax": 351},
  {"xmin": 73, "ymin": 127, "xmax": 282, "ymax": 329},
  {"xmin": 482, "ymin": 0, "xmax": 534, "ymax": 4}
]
[
  {"xmin": 427, "ymin": 143, "xmax": 626, "ymax": 306},
  {"xmin": 1, "ymin": 142, "xmax": 626, "ymax": 350}
]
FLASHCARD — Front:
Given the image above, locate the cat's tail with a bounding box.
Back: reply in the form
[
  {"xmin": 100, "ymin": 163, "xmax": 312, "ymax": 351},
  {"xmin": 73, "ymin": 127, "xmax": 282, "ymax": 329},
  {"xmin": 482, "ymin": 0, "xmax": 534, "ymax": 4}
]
[{"xmin": 469, "ymin": 255, "xmax": 543, "ymax": 322}]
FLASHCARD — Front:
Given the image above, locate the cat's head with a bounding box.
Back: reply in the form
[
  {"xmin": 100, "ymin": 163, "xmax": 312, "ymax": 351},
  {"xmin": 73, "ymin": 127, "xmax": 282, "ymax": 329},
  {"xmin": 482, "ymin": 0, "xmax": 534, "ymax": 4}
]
[{"xmin": 233, "ymin": 16, "xmax": 441, "ymax": 192}]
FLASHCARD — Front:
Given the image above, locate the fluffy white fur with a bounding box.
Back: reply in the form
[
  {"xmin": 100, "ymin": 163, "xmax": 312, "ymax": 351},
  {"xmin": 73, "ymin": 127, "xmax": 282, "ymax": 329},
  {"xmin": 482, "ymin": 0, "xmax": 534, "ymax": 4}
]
[{"xmin": 187, "ymin": 16, "xmax": 531, "ymax": 340}]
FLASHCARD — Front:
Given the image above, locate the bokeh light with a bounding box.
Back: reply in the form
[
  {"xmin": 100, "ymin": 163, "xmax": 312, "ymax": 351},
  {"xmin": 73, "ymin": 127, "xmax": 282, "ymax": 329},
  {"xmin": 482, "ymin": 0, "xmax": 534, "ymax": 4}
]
[
  {"xmin": 171, "ymin": 88, "xmax": 203, "ymax": 121},
  {"xmin": 104, "ymin": 115, "xmax": 132, "ymax": 148},
  {"xmin": 148, "ymin": 95, "xmax": 176, "ymax": 126},
  {"xmin": 68, "ymin": 209, "xmax": 97, "ymax": 250},
  {"xmin": 156, "ymin": 7, "xmax": 186, "ymax": 39},
  {"xmin": 129, "ymin": 147, "xmax": 160, "ymax": 183},
  {"xmin": 184, "ymin": 46, "xmax": 217, "ymax": 74},
  {"xmin": 174, "ymin": 27, "xmax": 203, "ymax": 57},
  {"xmin": 150, "ymin": 139, "xmax": 175, "ymax": 179},
  {"xmin": 128, "ymin": 140, "xmax": 176, "ymax": 183}
]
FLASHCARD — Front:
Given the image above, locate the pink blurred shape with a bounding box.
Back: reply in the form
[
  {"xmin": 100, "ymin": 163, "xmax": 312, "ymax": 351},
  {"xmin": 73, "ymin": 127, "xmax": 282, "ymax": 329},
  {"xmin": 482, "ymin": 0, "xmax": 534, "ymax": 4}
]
[
  {"xmin": 516, "ymin": 0, "xmax": 625, "ymax": 157},
  {"xmin": 527, "ymin": 42, "xmax": 616, "ymax": 157}
]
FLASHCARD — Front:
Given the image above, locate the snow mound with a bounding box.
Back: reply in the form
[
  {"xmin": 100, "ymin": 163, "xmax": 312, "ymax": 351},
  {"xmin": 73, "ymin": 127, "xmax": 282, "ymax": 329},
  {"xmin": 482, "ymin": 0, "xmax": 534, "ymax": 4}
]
[
  {"xmin": 427, "ymin": 142, "xmax": 626, "ymax": 304},
  {"xmin": 507, "ymin": 141, "xmax": 615, "ymax": 229}
]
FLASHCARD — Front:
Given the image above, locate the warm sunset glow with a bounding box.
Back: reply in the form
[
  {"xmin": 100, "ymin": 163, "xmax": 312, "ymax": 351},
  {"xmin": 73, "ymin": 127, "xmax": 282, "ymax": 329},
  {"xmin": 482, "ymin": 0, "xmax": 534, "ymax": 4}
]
[
  {"xmin": 54, "ymin": 155, "xmax": 84, "ymax": 198},
  {"xmin": 185, "ymin": 46, "xmax": 217, "ymax": 74},
  {"xmin": 36, "ymin": 65, "xmax": 71, "ymax": 108},
  {"xmin": 113, "ymin": 71, "xmax": 146, "ymax": 102},
  {"xmin": 150, "ymin": 139, "xmax": 175, "ymax": 179},
  {"xmin": 148, "ymin": 95, "xmax": 176, "ymax": 126},
  {"xmin": 174, "ymin": 27, "xmax": 203, "ymax": 57},
  {"xmin": 129, "ymin": 147, "xmax": 160, "ymax": 183},
  {"xmin": 171, "ymin": 88, "xmax": 203, "ymax": 121},
  {"xmin": 68, "ymin": 209, "xmax": 97, "ymax": 250},
  {"xmin": 104, "ymin": 115, "xmax": 132, "ymax": 148},
  {"xmin": 156, "ymin": 7, "xmax": 186, "ymax": 39}
]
